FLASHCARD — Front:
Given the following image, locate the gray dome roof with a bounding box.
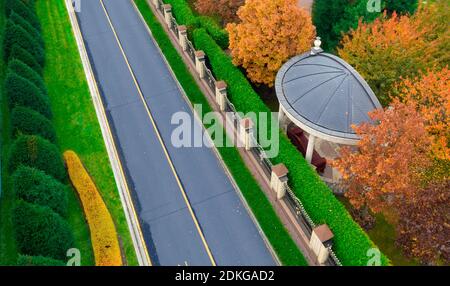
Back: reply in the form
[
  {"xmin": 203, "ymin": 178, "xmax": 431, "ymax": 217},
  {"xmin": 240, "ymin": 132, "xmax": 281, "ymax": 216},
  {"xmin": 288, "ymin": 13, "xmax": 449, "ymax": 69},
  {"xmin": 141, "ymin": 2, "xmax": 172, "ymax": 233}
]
[{"xmin": 275, "ymin": 52, "xmax": 382, "ymax": 141}]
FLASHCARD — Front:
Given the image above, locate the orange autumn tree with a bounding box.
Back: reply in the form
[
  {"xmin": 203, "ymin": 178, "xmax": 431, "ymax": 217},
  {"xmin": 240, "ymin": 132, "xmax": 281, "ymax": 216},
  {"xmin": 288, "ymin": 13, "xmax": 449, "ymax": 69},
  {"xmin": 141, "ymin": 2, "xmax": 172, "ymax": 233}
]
[
  {"xmin": 227, "ymin": 0, "xmax": 316, "ymax": 87},
  {"xmin": 332, "ymin": 100, "xmax": 431, "ymax": 213},
  {"xmin": 338, "ymin": 1, "xmax": 449, "ymax": 105},
  {"xmin": 195, "ymin": 0, "xmax": 244, "ymax": 25},
  {"xmin": 394, "ymin": 67, "xmax": 450, "ymax": 161}
]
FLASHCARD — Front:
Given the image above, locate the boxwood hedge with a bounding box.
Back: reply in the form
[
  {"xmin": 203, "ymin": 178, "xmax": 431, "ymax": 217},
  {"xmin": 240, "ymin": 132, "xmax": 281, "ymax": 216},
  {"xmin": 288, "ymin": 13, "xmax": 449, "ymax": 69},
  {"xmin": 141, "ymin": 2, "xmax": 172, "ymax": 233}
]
[
  {"xmin": 7, "ymin": 135, "xmax": 66, "ymax": 181},
  {"xmin": 12, "ymin": 165, "xmax": 67, "ymax": 217},
  {"xmin": 13, "ymin": 200, "xmax": 74, "ymax": 260},
  {"xmin": 16, "ymin": 255, "xmax": 65, "ymax": 266},
  {"xmin": 5, "ymin": 0, "xmax": 40, "ymax": 30},
  {"xmin": 3, "ymin": 20, "xmax": 44, "ymax": 66},
  {"xmin": 9, "ymin": 11, "xmax": 44, "ymax": 49},
  {"xmin": 197, "ymin": 16, "xmax": 228, "ymax": 49},
  {"xmin": 11, "ymin": 106, "xmax": 56, "ymax": 144},
  {"xmin": 5, "ymin": 71, "xmax": 51, "ymax": 118},
  {"xmin": 192, "ymin": 28, "xmax": 389, "ymax": 266},
  {"xmin": 8, "ymin": 58, "xmax": 47, "ymax": 95},
  {"xmin": 9, "ymin": 44, "xmax": 43, "ymax": 75}
]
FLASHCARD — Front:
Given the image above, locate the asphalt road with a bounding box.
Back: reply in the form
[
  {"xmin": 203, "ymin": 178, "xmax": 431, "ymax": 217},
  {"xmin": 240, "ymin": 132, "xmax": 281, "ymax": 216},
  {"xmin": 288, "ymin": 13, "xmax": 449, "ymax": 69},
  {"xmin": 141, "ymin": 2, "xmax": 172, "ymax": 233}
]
[{"xmin": 76, "ymin": 0, "xmax": 276, "ymax": 266}]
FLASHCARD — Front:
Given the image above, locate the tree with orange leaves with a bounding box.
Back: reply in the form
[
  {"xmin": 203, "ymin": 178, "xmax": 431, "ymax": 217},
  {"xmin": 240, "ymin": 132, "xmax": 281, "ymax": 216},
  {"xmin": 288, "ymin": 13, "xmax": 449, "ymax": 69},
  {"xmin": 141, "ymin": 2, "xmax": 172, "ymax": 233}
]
[
  {"xmin": 194, "ymin": 0, "xmax": 244, "ymax": 25},
  {"xmin": 394, "ymin": 67, "xmax": 450, "ymax": 161},
  {"xmin": 332, "ymin": 100, "xmax": 431, "ymax": 213},
  {"xmin": 227, "ymin": 0, "xmax": 316, "ymax": 87},
  {"xmin": 338, "ymin": 1, "xmax": 449, "ymax": 105}
]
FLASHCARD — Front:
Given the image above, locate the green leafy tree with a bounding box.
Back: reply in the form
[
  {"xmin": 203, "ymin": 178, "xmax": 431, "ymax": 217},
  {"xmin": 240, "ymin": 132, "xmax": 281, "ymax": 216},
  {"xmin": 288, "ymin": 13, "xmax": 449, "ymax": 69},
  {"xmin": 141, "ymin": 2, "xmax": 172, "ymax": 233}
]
[
  {"xmin": 13, "ymin": 200, "xmax": 74, "ymax": 260},
  {"xmin": 5, "ymin": 0, "xmax": 40, "ymax": 30},
  {"xmin": 8, "ymin": 58, "xmax": 47, "ymax": 95},
  {"xmin": 5, "ymin": 71, "xmax": 51, "ymax": 118},
  {"xmin": 11, "ymin": 106, "xmax": 56, "ymax": 143},
  {"xmin": 12, "ymin": 166, "xmax": 68, "ymax": 217},
  {"xmin": 9, "ymin": 44, "xmax": 43, "ymax": 75},
  {"xmin": 9, "ymin": 11, "xmax": 44, "ymax": 48},
  {"xmin": 7, "ymin": 135, "xmax": 66, "ymax": 181}
]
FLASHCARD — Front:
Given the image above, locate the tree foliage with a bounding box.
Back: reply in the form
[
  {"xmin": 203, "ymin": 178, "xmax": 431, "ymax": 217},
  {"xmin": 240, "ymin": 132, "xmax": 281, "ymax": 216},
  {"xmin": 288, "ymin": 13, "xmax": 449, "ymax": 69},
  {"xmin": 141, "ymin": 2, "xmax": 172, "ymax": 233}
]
[
  {"xmin": 195, "ymin": 0, "xmax": 244, "ymax": 25},
  {"xmin": 227, "ymin": 0, "xmax": 315, "ymax": 87},
  {"xmin": 9, "ymin": 44, "xmax": 43, "ymax": 75},
  {"xmin": 332, "ymin": 100, "xmax": 431, "ymax": 213},
  {"xmin": 5, "ymin": 0, "xmax": 40, "ymax": 30},
  {"xmin": 16, "ymin": 255, "xmax": 65, "ymax": 266},
  {"xmin": 338, "ymin": 2, "xmax": 448, "ymax": 104},
  {"xmin": 7, "ymin": 135, "xmax": 66, "ymax": 181},
  {"xmin": 13, "ymin": 200, "xmax": 74, "ymax": 260},
  {"xmin": 8, "ymin": 58, "xmax": 47, "ymax": 95}
]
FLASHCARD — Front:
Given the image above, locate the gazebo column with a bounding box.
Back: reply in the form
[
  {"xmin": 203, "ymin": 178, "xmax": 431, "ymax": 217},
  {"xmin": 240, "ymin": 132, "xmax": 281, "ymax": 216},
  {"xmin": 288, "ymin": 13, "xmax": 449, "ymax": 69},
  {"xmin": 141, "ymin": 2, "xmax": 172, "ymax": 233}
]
[
  {"xmin": 278, "ymin": 106, "xmax": 288, "ymax": 132},
  {"xmin": 305, "ymin": 134, "xmax": 316, "ymax": 164}
]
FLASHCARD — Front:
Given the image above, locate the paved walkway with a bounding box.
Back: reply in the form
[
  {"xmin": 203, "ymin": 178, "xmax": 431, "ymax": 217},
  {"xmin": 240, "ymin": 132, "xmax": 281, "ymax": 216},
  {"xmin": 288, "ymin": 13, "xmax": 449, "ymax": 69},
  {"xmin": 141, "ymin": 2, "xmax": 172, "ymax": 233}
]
[{"xmin": 75, "ymin": 0, "xmax": 275, "ymax": 266}]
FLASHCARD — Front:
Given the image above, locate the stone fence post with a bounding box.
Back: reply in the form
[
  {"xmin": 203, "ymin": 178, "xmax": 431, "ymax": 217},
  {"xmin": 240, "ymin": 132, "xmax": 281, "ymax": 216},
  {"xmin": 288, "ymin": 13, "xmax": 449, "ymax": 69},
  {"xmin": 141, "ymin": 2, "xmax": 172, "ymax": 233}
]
[
  {"xmin": 152, "ymin": 0, "xmax": 159, "ymax": 10},
  {"xmin": 215, "ymin": 81, "xmax": 227, "ymax": 111},
  {"xmin": 239, "ymin": 118, "xmax": 254, "ymax": 151},
  {"xmin": 195, "ymin": 51, "xmax": 206, "ymax": 78},
  {"xmin": 178, "ymin": 25, "xmax": 188, "ymax": 51},
  {"xmin": 270, "ymin": 164, "xmax": 288, "ymax": 200},
  {"xmin": 162, "ymin": 4, "xmax": 172, "ymax": 28},
  {"xmin": 310, "ymin": 224, "xmax": 334, "ymax": 264}
]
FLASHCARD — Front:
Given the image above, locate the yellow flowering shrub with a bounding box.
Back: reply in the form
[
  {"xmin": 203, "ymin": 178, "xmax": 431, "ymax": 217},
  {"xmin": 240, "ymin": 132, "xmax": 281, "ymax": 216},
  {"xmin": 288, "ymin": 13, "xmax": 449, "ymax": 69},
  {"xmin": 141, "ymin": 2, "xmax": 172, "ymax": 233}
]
[{"xmin": 64, "ymin": 151, "xmax": 122, "ymax": 266}]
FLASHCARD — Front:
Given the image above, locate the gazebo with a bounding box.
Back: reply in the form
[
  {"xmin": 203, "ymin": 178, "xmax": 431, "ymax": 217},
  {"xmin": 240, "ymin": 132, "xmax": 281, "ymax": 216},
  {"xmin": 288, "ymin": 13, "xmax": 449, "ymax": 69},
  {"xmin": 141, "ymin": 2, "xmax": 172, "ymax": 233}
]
[{"xmin": 275, "ymin": 39, "xmax": 382, "ymax": 182}]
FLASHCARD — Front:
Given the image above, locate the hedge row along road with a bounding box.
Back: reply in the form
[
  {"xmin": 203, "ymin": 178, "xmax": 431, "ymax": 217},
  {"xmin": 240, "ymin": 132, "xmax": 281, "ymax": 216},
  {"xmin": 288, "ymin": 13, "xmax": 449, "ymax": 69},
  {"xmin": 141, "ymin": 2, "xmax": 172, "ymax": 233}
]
[{"xmin": 74, "ymin": 0, "xmax": 275, "ymax": 266}]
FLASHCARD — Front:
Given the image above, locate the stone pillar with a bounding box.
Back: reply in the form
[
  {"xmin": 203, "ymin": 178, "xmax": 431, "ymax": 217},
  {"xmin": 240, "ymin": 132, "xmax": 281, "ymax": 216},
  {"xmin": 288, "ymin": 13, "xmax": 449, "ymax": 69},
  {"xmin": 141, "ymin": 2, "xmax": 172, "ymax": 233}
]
[
  {"xmin": 239, "ymin": 118, "xmax": 254, "ymax": 151},
  {"xmin": 278, "ymin": 106, "xmax": 288, "ymax": 132},
  {"xmin": 305, "ymin": 134, "xmax": 316, "ymax": 164},
  {"xmin": 310, "ymin": 224, "xmax": 334, "ymax": 264},
  {"xmin": 270, "ymin": 164, "xmax": 289, "ymax": 200},
  {"xmin": 163, "ymin": 4, "xmax": 172, "ymax": 28},
  {"xmin": 195, "ymin": 51, "xmax": 206, "ymax": 78},
  {"xmin": 215, "ymin": 81, "xmax": 227, "ymax": 111},
  {"xmin": 178, "ymin": 25, "xmax": 188, "ymax": 51},
  {"xmin": 152, "ymin": 0, "xmax": 159, "ymax": 9}
]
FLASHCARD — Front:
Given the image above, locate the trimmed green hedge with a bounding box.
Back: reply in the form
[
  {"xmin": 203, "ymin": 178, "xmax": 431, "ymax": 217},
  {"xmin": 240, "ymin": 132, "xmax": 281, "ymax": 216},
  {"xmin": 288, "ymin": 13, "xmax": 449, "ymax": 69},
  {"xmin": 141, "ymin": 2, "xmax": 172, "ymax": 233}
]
[
  {"xmin": 9, "ymin": 11, "xmax": 44, "ymax": 48},
  {"xmin": 8, "ymin": 58, "xmax": 47, "ymax": 95},
  {"xmin": 134, "ymin": 0, "xmax": 307, "ymax": 265},
  {"xmin": 192, "ymin": 28, "xmax": 389, "ymax": 266},
  {"xmin": 5, "ymin": 0, "xmax": 40, "ymax": 30},
  {"xmin": 3, "ymin": 20, "xmax": 44, "ymax": 66},
  {"xmin": 164, "ymin": 0, "xmax": 198, "ymax": 27},
  {"xmin": 13, "ymin": 200, "xmax": 74, "ymax": 260},
  {"xmin": 9, "ymin": 44, "xmax": 43, "ymax": 75},
  {"xmin": 17, "ymin": 255, "xmax": 65, "ymax": 266},
  {"xmin": 5, "ymin": 71, "xmax": 51, "ymax": 118},
  {"xmin": 12, "ymin": 165, "xmax": 68, "ymax": 217},
  {"xmin": 197, "ymin": 16, "xmax": 228, "ymax": 49},
  {"xmin": 7, "ymin": 135, "xmax": 66, "ymax": 181},
  {"xmin": 11, "ymin": 106, "xmax": 56, "ymax": 142}
]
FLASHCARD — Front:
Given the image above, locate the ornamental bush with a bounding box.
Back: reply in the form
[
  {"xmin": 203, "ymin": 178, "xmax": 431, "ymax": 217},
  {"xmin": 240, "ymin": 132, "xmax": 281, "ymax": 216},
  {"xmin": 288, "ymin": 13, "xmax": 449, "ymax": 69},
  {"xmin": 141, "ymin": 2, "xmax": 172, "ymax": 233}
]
[
  {"xmin": 3, "ymin": 20, "xmax": 45, "ymax": 66},
  {"xmin": 17, "ymin": 255, "xmax": 65, "ymax": 266},
  {"xmin": 7, "ymin": 135, "xmax": 66, "ymax": 181},
  {"xmin": 5, "ymin": 0, "xmax": 40, "ymax": 30},
  {"xmin": 11, "ymin": 106, "xmax": 56, "ymax": 142},
  {"xmin": 9, "ymin": 44, "xmax": 43, "ymax": 75},
  {"xmin": 9, "ymin": 11, "xmax": 44, "ymax": 49},
  {"xmin": 192, "ymin": 29, "xmax": 390, "ymax": 265},
  {"xmin": 13, "ymin": 200, "xmax": 74, "ymax": 260},
  {"xmin": 5, "ymin": 71, "xmax": 51, "ymax": 118},
  {"xmin": 12, "ymin": 165, "xmax": 67, "ymax": 217},
  {"xmin": 165, "ymin": 0, "xmax": 198, "ymax": 28},
  {"xmin": 8, "ymin": 58, "xmax": 47, "ymax": 95},
  {"xmin": 197, "ymin": 16, "xmax": 228, "ymax": 49}
]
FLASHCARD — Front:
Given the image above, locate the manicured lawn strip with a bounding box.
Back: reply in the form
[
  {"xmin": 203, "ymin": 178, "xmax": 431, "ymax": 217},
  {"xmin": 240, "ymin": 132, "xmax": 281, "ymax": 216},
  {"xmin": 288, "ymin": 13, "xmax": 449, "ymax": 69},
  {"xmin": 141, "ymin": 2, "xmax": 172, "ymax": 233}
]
[
  {"xmin": 191, "ymin": 28, "xmax": 390, "ymax": 266},
  {"xmin": 0, "ymin": 0, "xmax": 18, "ymax": 266},
  {"xmin": 135, "ymin": 0, "xmax": 307, "ymax": 266},
  {"xmin": 35, "ymin": 0, "xmax": 137, "ymax": 265}
]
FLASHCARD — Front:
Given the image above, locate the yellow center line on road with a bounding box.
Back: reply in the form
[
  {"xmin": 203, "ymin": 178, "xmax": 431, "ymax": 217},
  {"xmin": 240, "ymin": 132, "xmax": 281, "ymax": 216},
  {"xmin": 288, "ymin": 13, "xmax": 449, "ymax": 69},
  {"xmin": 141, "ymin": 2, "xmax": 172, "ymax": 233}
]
[
  {"xmin": 98, "ymin": 0, "xmax": 217, "ymax": 266},
  {"xmin": 66, "ymin": 0, "xmax": 152, "ymax": 266}
]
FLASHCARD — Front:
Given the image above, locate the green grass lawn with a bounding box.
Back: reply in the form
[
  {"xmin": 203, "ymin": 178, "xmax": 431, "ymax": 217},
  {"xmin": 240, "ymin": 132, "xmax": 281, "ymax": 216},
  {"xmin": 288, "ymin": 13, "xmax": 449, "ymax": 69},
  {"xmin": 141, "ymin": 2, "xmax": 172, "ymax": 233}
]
[{"xmin": 35, "ymin": 0, "xmax": 138, "ymax": 265}]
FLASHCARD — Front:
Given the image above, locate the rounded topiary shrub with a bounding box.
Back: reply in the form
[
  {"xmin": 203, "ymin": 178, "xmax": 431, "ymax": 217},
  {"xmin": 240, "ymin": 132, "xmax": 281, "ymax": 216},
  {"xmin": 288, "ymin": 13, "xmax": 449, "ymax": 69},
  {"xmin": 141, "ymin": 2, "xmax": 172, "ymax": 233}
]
[
  {"xmin": 12, "ymin": 165, "xmax": 68, "ymax": 217},
  {"xmin": 5, "ymin": 71, "xmax": 52, "ymax": 118},
  {"xmin": 11, "ymin": 106, "xmax": 56, "ymax": 142},
  {"xmin": 8, "ymin": 58, "xmax": 47, "ymax": 95},
  {"xmin": 9, "ymin": 11, "xmax": 44, "ymax": 49},
  {"xmin": 7, "ymin": 135, "xmax": 66, "ymax": 181},
  {"xmin": 3, "ymin": 20, "xmax": 44, "ymax": 66},
  {"xmin": 9, "ymin": 44, "xmax": 43, "ymax": 75},
  {"xmin": 5, "ymin": 0, "xmax": 40, "ymax": 30},
  {"xmin": 13, "ymin": 200, "xmax": 74, "ymax": 260},
  {"xmin": 17, "ymin": 255, "xmax": 66, "ymax": 266}
]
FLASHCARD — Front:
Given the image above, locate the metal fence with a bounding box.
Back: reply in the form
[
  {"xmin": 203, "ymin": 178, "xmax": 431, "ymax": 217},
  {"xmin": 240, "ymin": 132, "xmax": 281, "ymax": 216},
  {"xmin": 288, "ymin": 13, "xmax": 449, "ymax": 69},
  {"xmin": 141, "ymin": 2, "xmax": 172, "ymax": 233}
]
[{"xmin": 152, "ymin": 0, "xmax": 341, "ymax": 266}]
